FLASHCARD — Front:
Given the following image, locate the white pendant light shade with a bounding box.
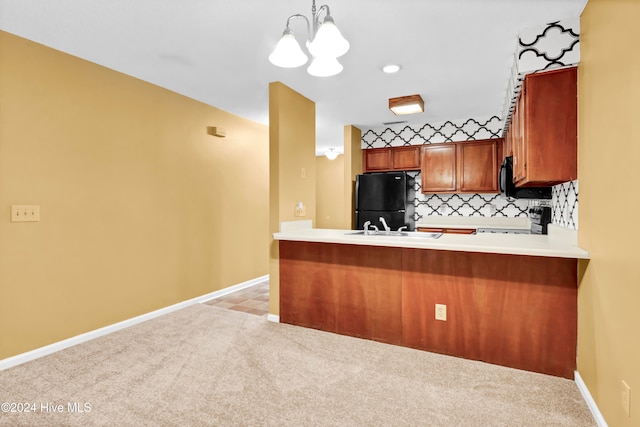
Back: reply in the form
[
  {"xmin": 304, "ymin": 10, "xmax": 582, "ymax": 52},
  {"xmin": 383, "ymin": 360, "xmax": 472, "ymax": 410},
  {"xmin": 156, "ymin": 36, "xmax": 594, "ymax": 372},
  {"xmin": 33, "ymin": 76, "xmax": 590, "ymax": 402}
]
[
  {"xmin": 307, "ymin": 15, "xmax": 350, "ymax": 58},
  {"xmin": 268, "ymin": 29, "xmax": 308, "ymax": 68},
  {"xmin": 307, "ymin": 56, "xmax": 343, "ymax": 77},
  {"xmin": 269, "ymin": 3, "xmax": 350, "ymax": 77}
]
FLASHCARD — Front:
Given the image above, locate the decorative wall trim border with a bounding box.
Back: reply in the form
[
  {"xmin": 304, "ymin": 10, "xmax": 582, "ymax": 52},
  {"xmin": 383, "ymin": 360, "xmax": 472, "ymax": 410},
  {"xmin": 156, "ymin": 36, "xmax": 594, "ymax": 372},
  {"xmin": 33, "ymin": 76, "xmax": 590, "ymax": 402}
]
[{"xmin": 0, "ymin": 275, "xmax": 270, "ymax": 372}]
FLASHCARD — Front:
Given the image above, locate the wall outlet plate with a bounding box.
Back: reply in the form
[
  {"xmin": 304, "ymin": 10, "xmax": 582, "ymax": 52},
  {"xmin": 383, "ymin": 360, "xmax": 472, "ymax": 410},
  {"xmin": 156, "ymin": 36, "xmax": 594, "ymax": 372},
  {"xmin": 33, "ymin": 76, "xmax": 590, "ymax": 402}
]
[{"xmin": 435, "ymin": 303, "xmax": 447, "ymax": 321}]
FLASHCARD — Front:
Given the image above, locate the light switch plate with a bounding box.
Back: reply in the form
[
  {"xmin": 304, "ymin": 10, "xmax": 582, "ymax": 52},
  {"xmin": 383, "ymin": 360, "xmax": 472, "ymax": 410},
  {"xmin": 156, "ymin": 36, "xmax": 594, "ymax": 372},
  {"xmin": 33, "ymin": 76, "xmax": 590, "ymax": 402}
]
[
  {"xmin": 622, "ymin": 380, "xmax": 631, "ymax": 417},
  {"xmin": 11, "ymin": 205, "xmax": 40, "ymax": 222}
]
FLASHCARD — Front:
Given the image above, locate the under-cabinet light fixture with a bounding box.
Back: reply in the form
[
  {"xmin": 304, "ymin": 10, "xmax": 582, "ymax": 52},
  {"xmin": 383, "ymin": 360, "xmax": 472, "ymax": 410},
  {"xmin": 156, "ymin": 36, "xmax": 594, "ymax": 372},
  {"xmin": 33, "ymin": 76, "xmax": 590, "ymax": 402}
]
[{"xmin": 389, "ymin": 94, "xmax": 424, "ymax": 115}]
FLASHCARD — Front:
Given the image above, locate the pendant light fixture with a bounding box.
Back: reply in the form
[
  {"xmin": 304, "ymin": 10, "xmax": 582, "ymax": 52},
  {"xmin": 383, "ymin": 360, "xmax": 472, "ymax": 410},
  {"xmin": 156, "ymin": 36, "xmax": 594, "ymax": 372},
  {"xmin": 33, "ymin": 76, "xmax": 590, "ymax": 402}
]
[{"xmin": 269, "ymin": 0, "xmax": 350, "ymax": 77}]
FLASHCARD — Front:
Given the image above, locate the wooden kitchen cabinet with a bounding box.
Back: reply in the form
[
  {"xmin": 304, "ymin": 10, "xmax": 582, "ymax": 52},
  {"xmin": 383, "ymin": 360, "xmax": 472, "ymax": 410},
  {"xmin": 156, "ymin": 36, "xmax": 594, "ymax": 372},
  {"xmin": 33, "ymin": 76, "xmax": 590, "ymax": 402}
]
[
  {"xmin": 421, "ymin": 139, "xmax": 499, "ymax": 194},
  {"xmin": 503, "ymin": 120, "xmax": 513, "ymax": 158},
  {"xmin": 420, "ymin": 144, "xmax": 457, "ymax": 192},
  {"xmin": 279, "ymin": 241, "xmax": 403, "ymax": 345},
  {"xmin": 363, "ymin": 146, "xmax": 421, "ymax": 172},
  {"xmin": 280, "ymin": 240, "xmax": 578, "ymax": 378},
  {"xmin": 513, "ymin": 86, "xmax": 527, "ymax": 182},
  {"xmin": 511, "ymin": 67, "xmax": 577, "ymax": 186},
  {"xmin": 401, "ymin": 248, "xmax": 577, "ymax": 378},
  {"xmin": 363, "ymin": 148, "xmax": 391, "ymax": 171},
  {"xmin": 458, "ymin": 140, "xmax": 498, "ymax": 192},
  {"xmin": 391, "ymin": 146, "xmax": 421, "ymax": 170}
]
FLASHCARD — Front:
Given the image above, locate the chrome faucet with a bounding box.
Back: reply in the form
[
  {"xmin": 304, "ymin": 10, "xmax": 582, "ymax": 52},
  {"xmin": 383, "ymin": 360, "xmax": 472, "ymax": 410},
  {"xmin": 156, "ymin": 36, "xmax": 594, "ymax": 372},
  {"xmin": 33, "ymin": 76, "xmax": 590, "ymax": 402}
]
[
  {"xmin": 379, "ymin": 217, "xmax": 391, "ymax": 233},
  {"xmin": 363, "ymin": 221, "xmax": 379, "ymax": 235},
  {"xmin": 397, "ymin": 226, "xmax": 408, "ymax": 232}
]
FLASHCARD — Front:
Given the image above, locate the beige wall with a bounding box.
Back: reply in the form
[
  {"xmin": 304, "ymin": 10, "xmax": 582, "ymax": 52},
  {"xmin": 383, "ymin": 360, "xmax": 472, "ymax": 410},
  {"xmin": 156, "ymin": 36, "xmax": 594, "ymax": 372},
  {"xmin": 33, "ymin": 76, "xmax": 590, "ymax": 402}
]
[
  {"xmin": 315, "ymin": 125, "xmax": 362, "ymax": 230},
  {"xmin": 578, "ymin": 1, "xmax": 640, "ymax": 425},
  {"xmin": 316, "ymin": 155, "xmax": 346, "ymax": 229},
  {"xmin": 0, "ymin": 31, "xmax": 270, "ymax": 359},
  {"xmin": 344, "ymin": 125, "xmax": 363, "ymax": 229},
  {"xmin": 268, "ymin": 82, "xmax": 316, "ymax": 315}
]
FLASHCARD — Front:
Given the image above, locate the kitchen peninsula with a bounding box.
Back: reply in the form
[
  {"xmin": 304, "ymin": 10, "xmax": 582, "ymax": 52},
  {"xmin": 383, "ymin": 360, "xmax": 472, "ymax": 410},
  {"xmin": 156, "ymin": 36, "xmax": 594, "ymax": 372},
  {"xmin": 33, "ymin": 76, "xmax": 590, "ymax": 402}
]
[{"xmin": 274, "ymin": 222, "xmax": 589, "ymax": 379}]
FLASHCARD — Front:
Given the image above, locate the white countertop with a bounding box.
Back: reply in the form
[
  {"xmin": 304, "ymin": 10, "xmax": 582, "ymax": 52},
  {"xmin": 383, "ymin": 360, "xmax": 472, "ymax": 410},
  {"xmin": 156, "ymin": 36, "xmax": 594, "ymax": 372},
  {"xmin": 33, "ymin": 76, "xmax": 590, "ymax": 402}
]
[{"xmin": 273, "ymin": 223, "xmax": 589, "ymax": 259}]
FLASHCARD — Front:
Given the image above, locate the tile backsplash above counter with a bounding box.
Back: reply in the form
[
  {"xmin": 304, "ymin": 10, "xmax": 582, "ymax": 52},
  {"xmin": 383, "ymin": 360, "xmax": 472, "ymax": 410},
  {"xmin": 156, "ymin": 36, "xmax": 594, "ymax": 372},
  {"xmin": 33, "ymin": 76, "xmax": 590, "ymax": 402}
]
[
  {"xmin": 417, "ymin": 214, "xmax": 530, "ymax": 230},
  {"xmin": 360, "ymin": 117, "xmax": 579, "ymax": 231},
  {"xmin": 409, "ymin": 171, "xmax": 577, "ymax": 231}
]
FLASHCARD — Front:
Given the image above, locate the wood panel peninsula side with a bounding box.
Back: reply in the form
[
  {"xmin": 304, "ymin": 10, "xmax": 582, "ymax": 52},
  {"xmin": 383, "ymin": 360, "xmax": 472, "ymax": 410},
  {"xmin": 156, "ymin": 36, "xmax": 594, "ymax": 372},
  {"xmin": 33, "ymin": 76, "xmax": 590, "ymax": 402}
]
[{"xmin": 276, "ymin": 228, "xmax": 587, "ymax": 379}]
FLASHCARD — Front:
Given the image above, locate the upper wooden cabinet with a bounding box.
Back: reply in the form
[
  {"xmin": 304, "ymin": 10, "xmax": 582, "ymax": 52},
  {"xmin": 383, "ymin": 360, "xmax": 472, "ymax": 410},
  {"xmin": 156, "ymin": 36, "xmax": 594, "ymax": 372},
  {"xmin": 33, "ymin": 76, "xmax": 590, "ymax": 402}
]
[
  {"xmin": 420, "ymin": 144, "xmax": 457, "ymax": 192},
  {"xmin": 421, "ymin": 139, "xmax": 500, "ymax": 194},
  {"xmin": 511, "ymin": 67, "xmax": 577, "ymax": 187},
  {"xmin": 363, "ymin": 146, "xmax": 421, "ymax": 172},
  {"xmin": 503, "ymin": 119, "xmax": 514, "ymax": 158},
  {"xmin": 363, "ymin": 148, "xmax": 391, "ymax": 171},
  {"xmin": 391, "ymin": 146, "xmax": 421, "ymax": 170},
  {"xmin": 458, "ymin": 140, "xmax": 499, "ymax": 193}
]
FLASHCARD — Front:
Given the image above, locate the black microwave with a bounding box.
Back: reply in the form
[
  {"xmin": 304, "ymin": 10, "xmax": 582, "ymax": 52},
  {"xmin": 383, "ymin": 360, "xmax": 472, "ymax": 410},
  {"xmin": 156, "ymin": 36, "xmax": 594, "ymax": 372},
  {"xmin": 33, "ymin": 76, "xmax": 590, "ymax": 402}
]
[{"xmin": 499, "ymin": 156, "xmax": 552, "ymax": 199}]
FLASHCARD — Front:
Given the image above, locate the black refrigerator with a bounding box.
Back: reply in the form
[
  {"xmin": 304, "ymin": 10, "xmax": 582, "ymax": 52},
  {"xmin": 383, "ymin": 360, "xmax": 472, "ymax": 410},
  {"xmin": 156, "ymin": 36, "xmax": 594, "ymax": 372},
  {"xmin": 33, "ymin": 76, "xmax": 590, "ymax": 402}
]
[{"xmin": 355, "ymin": 172, "xmax": 415, "ymax": 231}]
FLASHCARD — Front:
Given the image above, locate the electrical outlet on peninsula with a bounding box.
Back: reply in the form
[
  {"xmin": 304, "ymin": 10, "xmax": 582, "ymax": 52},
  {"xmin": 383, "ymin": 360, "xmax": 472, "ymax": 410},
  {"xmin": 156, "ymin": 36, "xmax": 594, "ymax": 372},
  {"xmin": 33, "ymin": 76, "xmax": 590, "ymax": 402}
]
[{"xmin": 435, "ymin": 304, "xmax": 447, "ymax": 321}]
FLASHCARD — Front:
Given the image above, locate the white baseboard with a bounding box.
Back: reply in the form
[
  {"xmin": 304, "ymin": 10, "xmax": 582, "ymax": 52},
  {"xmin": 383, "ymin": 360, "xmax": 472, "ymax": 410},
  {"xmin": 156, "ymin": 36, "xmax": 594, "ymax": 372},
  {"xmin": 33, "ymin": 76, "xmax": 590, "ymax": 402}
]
[
  {"xmin": 0, "ymin": 275, "xmax": 269, "ymax": 372},
  {"xmin": 267, "ymin": 314, "xmax": 280, "ymax": 323},
  {"xmin": 575, "ymin": 371, "xmax": 608, "ymax": 427},
  {"xmin": 197, "ymin": 274, "xmax": 269, "ymax": 303}
]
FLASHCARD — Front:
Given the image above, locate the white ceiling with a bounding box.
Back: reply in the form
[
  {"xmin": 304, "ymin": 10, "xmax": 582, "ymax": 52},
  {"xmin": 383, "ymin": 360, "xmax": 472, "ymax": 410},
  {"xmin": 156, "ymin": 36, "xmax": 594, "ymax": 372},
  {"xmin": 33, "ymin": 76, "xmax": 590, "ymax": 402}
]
[{"xmin": 0, "ymin": 0, "xmax": 587, "ymax": 155}]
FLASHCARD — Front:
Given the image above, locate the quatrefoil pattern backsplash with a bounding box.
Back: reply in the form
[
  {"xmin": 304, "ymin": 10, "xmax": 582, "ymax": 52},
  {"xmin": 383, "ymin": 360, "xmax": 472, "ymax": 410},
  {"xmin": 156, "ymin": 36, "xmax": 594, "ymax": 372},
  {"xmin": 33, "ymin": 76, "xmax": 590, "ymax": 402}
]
[
  {"xmin": 360, "ymin": 117, "xmax": 579, "ymax": 230},
  {"xmin": 362, "ymin": 116, "xmax": 503, "ymax": 148},
  {"xmin": 552, "ymin": 180, "xmax": 578, "ymax": 229}
]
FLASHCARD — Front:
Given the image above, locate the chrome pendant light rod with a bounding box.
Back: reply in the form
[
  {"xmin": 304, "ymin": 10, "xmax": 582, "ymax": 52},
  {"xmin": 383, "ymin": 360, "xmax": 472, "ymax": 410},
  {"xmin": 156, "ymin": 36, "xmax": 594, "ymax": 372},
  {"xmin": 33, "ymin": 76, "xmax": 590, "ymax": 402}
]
[
  {"xmin": 281, "ymin": 1, "xmax": 331, "ymax": 41},
  {"xmin": 311, "ymin": 1, "xmax": 332, "ymax": 39}
]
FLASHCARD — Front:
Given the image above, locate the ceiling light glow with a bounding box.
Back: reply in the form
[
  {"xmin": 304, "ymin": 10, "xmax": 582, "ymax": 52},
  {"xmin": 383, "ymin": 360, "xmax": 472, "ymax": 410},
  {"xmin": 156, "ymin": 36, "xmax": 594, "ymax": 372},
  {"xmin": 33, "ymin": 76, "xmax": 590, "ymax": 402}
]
[
  {"xmin": 382, "ymin": 64, "xmax": 401, "ymax": 74},
  {"xmin": 325, "ymin": 148, "xmax": 340, "ymax": 160}
]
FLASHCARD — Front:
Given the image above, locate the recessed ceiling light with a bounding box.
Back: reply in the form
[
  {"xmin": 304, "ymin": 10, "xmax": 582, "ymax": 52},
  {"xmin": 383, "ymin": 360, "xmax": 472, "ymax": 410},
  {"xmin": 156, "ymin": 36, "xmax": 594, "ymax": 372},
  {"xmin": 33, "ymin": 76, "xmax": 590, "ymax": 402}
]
[{"xmin": 382, "ymin": 64, "xmax": 401, "ymax": 74}]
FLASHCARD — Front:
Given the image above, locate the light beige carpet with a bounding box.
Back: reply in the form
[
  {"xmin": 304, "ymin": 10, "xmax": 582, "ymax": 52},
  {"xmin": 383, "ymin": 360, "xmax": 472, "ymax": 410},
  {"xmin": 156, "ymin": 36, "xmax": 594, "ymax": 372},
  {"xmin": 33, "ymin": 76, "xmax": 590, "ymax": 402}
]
[{"xmin": 0, "ymin": 304, "xmax": 595, "ymax": 426}]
